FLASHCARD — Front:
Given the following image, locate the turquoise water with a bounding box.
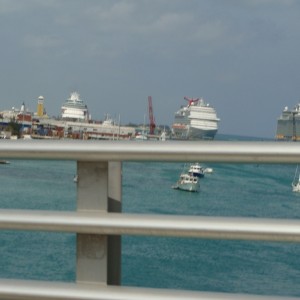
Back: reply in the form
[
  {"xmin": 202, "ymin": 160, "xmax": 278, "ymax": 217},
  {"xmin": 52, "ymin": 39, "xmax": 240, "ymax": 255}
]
[{"xmin": 0, "ymin": 147, "xmax": 300, "ymax": 296}]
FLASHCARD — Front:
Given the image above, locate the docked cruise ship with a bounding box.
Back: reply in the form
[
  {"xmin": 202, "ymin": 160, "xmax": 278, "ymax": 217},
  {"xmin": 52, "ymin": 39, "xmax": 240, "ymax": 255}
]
[
  {"xmin": 276, "ymin": 103, "xmax": 300, "ymax": 141},
  {"xmin": 172, "ymin": 97, "xmax": 220, "ymax": 140},
  {"xmin": 61, "ymin": 92, "xmax": 90, "ymax": 121}
]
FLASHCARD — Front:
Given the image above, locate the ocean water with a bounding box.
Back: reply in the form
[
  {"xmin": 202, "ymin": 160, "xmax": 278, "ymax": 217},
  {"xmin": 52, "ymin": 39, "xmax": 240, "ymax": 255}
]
[{"xmin": 0, "ymin": 143, "xmax": 300, "ymax": 296}]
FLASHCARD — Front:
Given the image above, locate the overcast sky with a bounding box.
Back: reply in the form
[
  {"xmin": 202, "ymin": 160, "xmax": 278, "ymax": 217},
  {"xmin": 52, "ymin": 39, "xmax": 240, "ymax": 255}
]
[{"xmin": 1, "ymin": 0, "xmax": 300, "ymax": 138}]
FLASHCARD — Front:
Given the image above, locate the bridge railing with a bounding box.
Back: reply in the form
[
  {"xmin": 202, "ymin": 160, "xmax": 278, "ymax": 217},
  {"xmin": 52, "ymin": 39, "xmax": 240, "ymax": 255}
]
[{"xmin": 0, "ymin": 140, "xmax": 300, "ymax": 300}]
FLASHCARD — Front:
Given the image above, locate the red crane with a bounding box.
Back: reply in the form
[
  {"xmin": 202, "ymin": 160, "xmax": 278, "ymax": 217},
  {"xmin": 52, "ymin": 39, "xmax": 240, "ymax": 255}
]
[
  {"xmin": 184, "ymin": 96, "xmax": 200, "ymax": 106},
  {"xmin": 148, "ymin": 96, "xmax": 156, "ymax": 135}
]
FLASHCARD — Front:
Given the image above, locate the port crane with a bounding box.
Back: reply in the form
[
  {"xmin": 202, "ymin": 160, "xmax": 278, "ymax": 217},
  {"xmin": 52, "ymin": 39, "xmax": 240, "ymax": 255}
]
[{"xmin": 148, "ymin": 96, "xmax": 156, "ymax": 135}]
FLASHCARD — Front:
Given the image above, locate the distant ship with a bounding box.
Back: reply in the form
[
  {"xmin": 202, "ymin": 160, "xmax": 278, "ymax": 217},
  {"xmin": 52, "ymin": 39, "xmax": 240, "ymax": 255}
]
[
  {"xmin": 61, "ymin": 92, "xmax": 90, "ymax": 122},
  {"xmin": 276, "ymin": 103, "xmax": 300, "ymax": 141},
  {"xmin": 33, "ymin": 92, "xmax": 135, "ymax": 140},
  {"xmin": 172, "ymin": 97, "xmax": 220, "ymax": 140}
]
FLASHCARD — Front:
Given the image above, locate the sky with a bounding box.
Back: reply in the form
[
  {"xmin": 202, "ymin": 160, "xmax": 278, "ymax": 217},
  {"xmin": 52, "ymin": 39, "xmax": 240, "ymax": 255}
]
[{"xmin": 1, "ymin": 0, "xmax": 300, "ymax": 138}]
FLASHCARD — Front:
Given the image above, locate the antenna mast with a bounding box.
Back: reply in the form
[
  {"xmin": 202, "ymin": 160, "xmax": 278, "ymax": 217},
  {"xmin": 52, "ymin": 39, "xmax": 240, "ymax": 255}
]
[{"xmin": 148, "ymin": 96, "xmax": 156, "ymax": 135}]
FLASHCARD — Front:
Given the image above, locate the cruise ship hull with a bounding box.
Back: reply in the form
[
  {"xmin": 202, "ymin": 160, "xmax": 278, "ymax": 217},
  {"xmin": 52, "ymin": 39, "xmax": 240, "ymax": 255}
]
[
  {"xmin": 189, "ymin": 127, "xmax": 217, "ymax": 140},
  {"xmin": 172, "ymin": 124, "xmax": 217, "ymax": 140}
]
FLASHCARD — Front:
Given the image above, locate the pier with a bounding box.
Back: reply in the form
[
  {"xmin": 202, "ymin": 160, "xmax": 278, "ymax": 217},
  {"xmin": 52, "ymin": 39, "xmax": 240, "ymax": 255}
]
[{"xmin": 0, "ymin": 140, "xmax": 300, "ymax": 299}]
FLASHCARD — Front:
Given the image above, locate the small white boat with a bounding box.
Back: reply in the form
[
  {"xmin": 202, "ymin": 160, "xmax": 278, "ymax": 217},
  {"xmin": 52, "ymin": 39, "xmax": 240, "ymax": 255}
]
[
  {"xmin": 135, "ymin": 114, "xmax": 148, "ymax": 140},
  {"xmin": 160, "ymin": 131, "xmax": 166, "ymax": 141},
  {"xmin": 188, "ymin": 163, "xmax": 205, "ymax": 177},
  {"xmin": 22, "ymin": 134, "xmax": 32, "ymax": 140},
  {"xmin": 0, "ymin": 160, "xmax": 10, "ymax": 164},
  {"xmin": 204, "ymin": 167, "xmax": 213, "ymax": 174},
  {"xmin": 73, "ymin": 174, "xmax": 78, "ymax": 183},
  {"xmin": 172, "ymin": 173, "xmax": 200, "ymax": 192},
  {"xmin": 135, "ymin": 132, "xmax": 148, "ymax": 140},
  {"xmin": 292, "ymin": 180, "xmax": 300, "ymax": 192},
  {"xmin": 188, "ymin": 163, "xmax": 214, "ymax": 177},
  {"xmin": 292, "ymin": 166, "xmax": 300, "ymax": 192}
]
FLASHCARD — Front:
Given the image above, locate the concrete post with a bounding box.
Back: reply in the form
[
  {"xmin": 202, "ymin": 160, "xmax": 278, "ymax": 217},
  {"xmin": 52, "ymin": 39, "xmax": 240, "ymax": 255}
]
[{"xmin": 75, "ymin": 161, "xmax": 122, "ymax": 285}]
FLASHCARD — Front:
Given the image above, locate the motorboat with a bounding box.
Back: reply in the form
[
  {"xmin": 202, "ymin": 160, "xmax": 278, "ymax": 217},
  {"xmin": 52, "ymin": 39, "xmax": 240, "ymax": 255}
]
[
  {"xmin": 188, "ymin": 163, "xmax": 205, "ymax": 177},
  {"xmin": 188, "ymin": 163, "xmax": 214, "ymax": 177},
  {"xmin": 172, "ymin": 173, "xmax": 200, "ymax": 192}
]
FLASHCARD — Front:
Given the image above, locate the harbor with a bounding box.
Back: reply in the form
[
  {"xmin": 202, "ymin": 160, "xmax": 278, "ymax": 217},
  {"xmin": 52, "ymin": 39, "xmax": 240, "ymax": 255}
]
[
  {"xmin": 0, "ymin": 93, "xmax": 137, "ymax": 140},
  {"xmin": 0, "ymin": 93, "xmax": 220, "ymax": 141}
]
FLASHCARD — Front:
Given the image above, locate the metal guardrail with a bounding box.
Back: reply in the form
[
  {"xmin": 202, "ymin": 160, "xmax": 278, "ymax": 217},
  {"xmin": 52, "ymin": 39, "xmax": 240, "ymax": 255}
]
[
  {"xmin": 1, "ymin": 210, "xmax": 300, "ymax": 242},
  {"xmin": 0, "ymin": 139, "xmax": 300, "ymax": 300},
  {"xmin": 1, "ymin": 139, "xmax": 300, "ymax": 163}
]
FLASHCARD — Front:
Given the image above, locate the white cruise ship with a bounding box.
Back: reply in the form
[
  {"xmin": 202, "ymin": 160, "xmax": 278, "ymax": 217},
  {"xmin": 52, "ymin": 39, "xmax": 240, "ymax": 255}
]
[
  {"xmin": 172, "ymin": 97, "xmax": 220, "ymax": 140},
  {"xmin": 61, "ymin": 92, "xmax": 89, "ymax": 121}
]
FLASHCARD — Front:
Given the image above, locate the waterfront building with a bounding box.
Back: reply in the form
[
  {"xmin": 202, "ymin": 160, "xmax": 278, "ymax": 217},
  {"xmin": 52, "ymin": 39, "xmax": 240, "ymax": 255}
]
[{"xmin": 0, "ymin": 103, "xmax": 32, "ymax": 127}]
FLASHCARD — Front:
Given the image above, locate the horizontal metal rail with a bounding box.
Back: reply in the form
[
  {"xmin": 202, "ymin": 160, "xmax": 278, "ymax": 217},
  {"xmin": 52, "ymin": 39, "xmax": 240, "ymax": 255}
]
[
  {"xmin": 0, "ymin": 210, "xmax": 300, "ymax": 242},
  {"xmin": 0, "ymin": 279, "xmax": 298, "ymax": 300},
  {"xmin": 1, "ymin": 140, "xmax": 300, "ymax": 163}
]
